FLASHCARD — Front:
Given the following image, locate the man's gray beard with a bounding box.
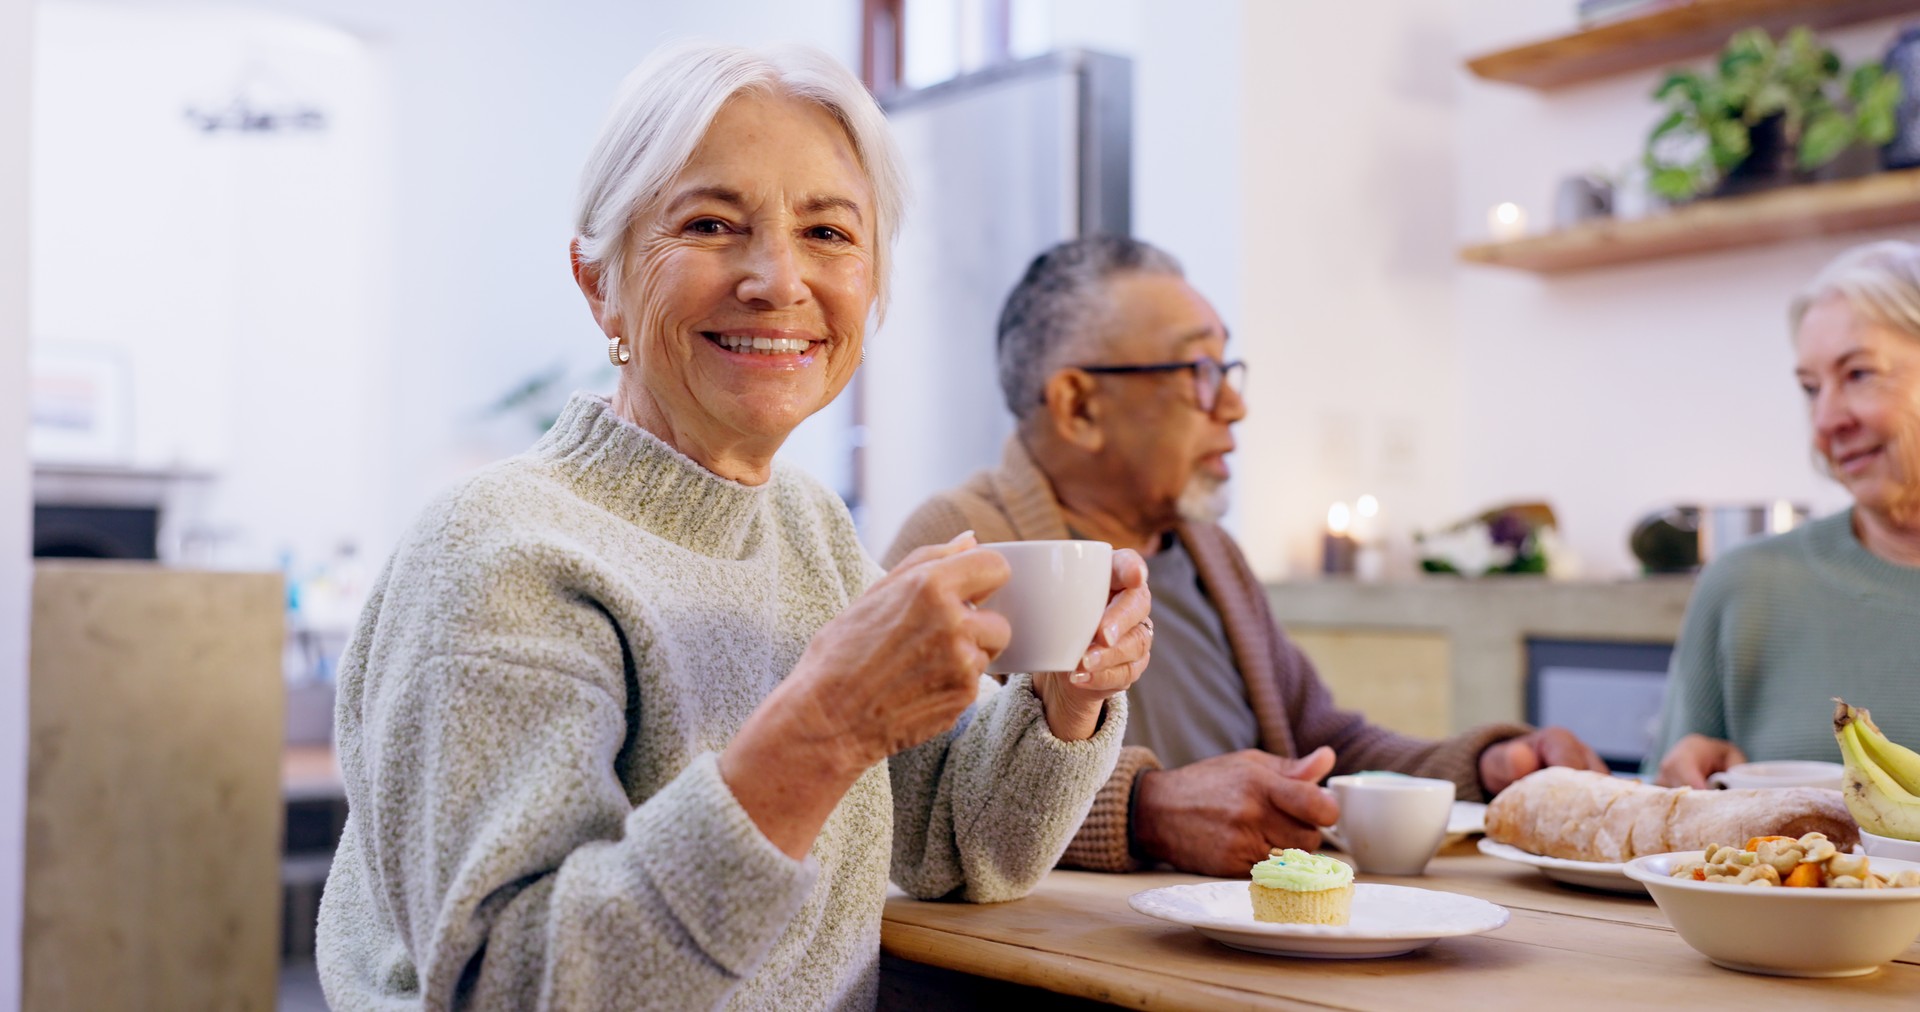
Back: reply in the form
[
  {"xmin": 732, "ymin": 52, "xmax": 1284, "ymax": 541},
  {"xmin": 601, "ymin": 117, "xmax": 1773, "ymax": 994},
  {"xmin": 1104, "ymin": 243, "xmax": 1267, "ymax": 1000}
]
[{"xmin": 1176, "ymin": 475, "xmax": 1231, "ymax": 526}]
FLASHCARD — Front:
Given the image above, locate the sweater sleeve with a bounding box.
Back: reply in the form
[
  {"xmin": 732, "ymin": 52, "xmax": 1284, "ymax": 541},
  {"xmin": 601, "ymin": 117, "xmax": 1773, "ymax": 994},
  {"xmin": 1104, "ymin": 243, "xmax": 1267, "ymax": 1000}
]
[
  {"xmin": 321, "ymin": 530, "xmax": 812, "ymax": 1010},
  {"xmin": 1272, "ymin": 633, "xmax": 1530, "ymax": 803},
  {"xmin": 888, "ymin": 675, "xmax": 1127, "ymax": 901},
  {"xmin": 1054, "ymin": 746, "xmax": 1162, "ymax": 872}
]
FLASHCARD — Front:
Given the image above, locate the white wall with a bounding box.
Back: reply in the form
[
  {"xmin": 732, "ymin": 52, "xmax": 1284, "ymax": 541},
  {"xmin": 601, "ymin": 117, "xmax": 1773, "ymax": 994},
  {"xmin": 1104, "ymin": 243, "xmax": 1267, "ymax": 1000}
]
[
  {"xmin": 1234, "ymin": 1, "xmax": 1464, "ymax": 578},
  {"xmin": 34, "ymin": 2, "xmax": 390, "ymax": 573},
  {"xmin": 1454, "ymin": 1, "xmax": 1899, "ymax": 575},
  {"xmin": 2, "ymin": 0, "xmax": 31, "ymax": 1002}
]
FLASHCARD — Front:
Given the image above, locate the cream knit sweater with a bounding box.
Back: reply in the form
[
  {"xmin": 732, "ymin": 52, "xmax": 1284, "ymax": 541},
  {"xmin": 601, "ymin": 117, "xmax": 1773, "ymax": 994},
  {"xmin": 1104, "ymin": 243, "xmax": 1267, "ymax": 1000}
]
[{"xmin": 316, "ymin": 394, "xmax": 1125, "ymax": 1010}]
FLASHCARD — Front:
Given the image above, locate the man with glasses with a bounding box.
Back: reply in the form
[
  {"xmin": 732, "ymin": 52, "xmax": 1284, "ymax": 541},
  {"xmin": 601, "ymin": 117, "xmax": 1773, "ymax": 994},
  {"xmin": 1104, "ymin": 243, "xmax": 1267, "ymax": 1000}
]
[{"xmin": 884, "ymin": 236, "xmax": 1605, "ymax": 876}]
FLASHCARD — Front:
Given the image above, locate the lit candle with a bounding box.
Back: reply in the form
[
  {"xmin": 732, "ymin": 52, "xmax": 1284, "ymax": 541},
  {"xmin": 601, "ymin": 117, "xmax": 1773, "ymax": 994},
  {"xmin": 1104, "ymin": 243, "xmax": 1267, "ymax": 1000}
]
[
  {"xmin": 1767, "ymin": 499, "xmax": 1799, "ymax": 534},
  {"xmin": 1353, "ymin": 493, "xmax": 1380, "ymax": 543},
  {"xmin": 1323, "ymin": 502, "xmax": 1358, "ymax": 576},
  {"xmin": 1488, "ymin": 202, "xmax": 1527, "ymax": 241},
  {"xmin": 1352, "ymin": 494, "xmax": 1383, "ymax": 582}
]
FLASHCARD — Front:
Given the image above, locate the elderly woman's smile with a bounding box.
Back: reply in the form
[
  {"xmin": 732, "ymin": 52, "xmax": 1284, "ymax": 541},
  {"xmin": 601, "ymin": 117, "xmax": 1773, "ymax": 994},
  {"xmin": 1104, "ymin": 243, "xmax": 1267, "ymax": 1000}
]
[
  {"xmin": 602, "ymin": 89, "xmax": 875, "ymax": 480},
  {"xmin": 706, "ymin": 329, "xmax": 822, "ymax": 356}
]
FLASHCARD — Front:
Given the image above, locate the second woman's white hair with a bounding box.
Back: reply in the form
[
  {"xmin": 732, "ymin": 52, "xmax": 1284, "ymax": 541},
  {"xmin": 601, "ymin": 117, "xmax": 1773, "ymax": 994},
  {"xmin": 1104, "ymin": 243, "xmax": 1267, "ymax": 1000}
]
[
  {"xmin": 1790, "ymin": 240, "xmax": 1920, "ymax": 339},
  {"xmin": 573, "ymin": 41, "xmax": 908, "ymax": 320}
]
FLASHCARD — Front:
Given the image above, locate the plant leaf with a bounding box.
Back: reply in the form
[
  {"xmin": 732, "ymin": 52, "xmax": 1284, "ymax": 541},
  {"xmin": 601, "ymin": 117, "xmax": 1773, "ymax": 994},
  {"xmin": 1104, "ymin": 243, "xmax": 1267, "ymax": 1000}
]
[
  {"xmin": 1653, "ymin": 71, "xmax": 1703, "ymax": 103},
  {"xmin": 1799, "ymin": 110, "xmax": 1853, "ymax": 168},
  {"xmin": 1709, "ymin": 118, "xmax": 1751, "ymax": 169},
  {"xmin": 1858, "ymin": 73, "xmax": 1904, "ymax": 143},
  {"xmin": 1647, "ymin": 108, "xmax": 1688, "ymax": 144},
  {"xmin": 1650, "ymin": 166, "xmax": 1701, "ymax": 200}
]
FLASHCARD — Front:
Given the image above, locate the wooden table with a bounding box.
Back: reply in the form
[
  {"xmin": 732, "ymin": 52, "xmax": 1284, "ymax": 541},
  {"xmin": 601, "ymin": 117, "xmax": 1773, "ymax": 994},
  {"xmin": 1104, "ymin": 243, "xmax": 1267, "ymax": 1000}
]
[{"xmin": 881, "ymin": 841, "xmax": 1920, "ymax": 1009}]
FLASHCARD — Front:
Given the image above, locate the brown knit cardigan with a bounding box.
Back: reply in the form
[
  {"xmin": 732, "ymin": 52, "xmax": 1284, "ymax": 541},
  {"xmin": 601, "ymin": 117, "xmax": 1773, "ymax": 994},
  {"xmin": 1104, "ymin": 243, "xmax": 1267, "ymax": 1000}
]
[{"xmin": 882, "ymin": 437, "xmax": 1532, "ymax": 871}]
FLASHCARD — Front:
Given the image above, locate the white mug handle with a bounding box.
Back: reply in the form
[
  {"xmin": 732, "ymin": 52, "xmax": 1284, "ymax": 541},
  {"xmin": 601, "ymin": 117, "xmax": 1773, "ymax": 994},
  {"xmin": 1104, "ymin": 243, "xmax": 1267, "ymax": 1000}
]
[{"xmin": 1706, "ymin": 771, "xmax": 1730, "ymax": 789}]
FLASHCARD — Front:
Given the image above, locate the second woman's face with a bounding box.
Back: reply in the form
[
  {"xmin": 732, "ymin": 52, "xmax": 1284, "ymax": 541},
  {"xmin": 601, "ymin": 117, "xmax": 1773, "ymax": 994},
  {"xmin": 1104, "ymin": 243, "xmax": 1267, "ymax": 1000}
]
[
  {"xmin": 1794, "ymin": 297, "xmax": 1920, "ymax": 520},
  {"xmin": 619, "ymin": 90, "xmax": 876, "ymax": 458}
]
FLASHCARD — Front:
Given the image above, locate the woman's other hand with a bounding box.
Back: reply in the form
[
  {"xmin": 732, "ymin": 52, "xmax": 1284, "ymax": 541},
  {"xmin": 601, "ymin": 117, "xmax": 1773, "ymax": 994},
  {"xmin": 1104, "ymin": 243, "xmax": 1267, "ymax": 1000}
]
[
  {"xmin": 1032, "ymin": 548, "xmax": 1151, "ymax": 741},
  {"xmin": 800, "ymin": 530, "xmax": 1016, "ymax": 763},
  {"xmin": 1655, "ymin": 733, "xmax": 1748, "ymax": 789},
  {"xmin": 722, "ymin": 530, "xmax": 1011, "ymax": 857}
]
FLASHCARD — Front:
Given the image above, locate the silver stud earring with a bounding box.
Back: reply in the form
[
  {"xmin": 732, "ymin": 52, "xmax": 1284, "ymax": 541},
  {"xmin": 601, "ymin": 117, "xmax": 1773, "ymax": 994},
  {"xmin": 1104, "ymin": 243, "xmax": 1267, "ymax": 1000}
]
[{"xmin": 608, "ymin": 335, "xmax": 630, "ymax": 366}]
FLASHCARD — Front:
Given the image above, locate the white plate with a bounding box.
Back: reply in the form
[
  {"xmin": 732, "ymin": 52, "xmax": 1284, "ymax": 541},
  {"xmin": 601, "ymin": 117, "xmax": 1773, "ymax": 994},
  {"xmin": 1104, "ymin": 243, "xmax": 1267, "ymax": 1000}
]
[
  {"xmin": 1128, "ymin": 881, "xmax": 1510, "ymax": 958},
  {"xmin": 1476, "ymin": 838, "xmax": 1648, "ymax": 895},
  {"xmin": 1322, "ymin": 801, "xmax": 1487, "ymax": 854}
]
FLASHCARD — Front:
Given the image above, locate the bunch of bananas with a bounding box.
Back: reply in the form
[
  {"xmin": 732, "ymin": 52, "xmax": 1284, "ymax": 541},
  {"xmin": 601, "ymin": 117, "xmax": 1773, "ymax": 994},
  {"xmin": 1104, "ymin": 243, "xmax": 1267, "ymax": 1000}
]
[{"xmin": 1834, "ymin": 699, "xmax": 1920, "ymax": 842}]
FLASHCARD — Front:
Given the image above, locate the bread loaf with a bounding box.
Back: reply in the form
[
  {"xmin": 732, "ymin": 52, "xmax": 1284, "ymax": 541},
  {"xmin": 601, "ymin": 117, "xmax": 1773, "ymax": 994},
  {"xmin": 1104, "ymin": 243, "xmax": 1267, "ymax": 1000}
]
[{"xmin": 1485, "ymin": 768, "xmax": 1858, "ymax": 862}]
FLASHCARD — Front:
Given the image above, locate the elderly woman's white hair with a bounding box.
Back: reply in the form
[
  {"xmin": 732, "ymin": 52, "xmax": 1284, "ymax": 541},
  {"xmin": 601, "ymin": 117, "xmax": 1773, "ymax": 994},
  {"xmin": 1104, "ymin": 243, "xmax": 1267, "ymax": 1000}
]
[
  {"xmin": 1790, "ymin": 240, "xmax": 1920, "ymax": 339},
  {"xmin": 574, "ymin": 41, "xmax": 908, "ymax": 321}
]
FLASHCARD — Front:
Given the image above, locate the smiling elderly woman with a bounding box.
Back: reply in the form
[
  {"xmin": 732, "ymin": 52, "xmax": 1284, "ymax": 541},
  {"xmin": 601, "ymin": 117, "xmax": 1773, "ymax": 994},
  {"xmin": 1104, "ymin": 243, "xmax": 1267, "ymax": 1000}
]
[
  {"xmin": 315, "ymin": 43, "xmax": 1151, "ymax": 1010},
  {"xmin": 1648, "ymin": 240, "xmax": 1920, "ymax": 788}
]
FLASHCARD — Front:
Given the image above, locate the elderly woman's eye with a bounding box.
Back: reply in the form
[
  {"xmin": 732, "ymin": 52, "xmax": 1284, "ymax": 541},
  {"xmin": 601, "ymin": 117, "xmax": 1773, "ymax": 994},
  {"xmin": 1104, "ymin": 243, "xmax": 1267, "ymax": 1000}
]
[
  {"xmin": 685, "ymin": 217, "xmax": 730, "ymax": 236},
  {"xmin": 808, "ymin": 225, "xmax": 851, "ymax": 243}
]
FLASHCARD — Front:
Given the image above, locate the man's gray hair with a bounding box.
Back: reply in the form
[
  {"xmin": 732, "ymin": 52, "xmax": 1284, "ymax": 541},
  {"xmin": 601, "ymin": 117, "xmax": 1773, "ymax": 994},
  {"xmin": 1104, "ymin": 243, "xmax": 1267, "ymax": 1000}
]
[
  {"xmin": 573, "ymin": 41, "xmax": 908, "ymax": 321},
  {"xmin": 996, "ymin": 235, "xmax": 1184, "ymax": 418},
  {"xmin": 1791, "ymin": 240, "xmax": 1920, "ymax": 342}
]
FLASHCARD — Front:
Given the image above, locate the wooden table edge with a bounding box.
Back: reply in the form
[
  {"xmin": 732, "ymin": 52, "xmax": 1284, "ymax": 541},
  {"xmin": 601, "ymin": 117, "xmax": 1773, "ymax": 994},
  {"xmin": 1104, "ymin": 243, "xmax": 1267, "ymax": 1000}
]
[{"xmin": 881, "ymin": 920, "xmax": 1348, "ymax": 1012}]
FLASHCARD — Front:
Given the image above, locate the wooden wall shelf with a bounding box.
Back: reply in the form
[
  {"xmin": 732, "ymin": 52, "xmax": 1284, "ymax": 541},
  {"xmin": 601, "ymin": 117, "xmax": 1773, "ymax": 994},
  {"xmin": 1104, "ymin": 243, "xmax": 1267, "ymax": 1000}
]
[
  {"xmin": 1459, "ymin": 168, "xmax": 1920, "ymax": 273},
  {"xmin": 1467, "ymin": 0, "xmax": 1920, "ymax": 90}
]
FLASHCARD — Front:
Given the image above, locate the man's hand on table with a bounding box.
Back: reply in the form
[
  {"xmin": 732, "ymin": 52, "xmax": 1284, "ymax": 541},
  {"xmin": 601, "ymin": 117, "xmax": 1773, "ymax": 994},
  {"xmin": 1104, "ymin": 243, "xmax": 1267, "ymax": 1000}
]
[
  {"xmin": 1130, "ymin": 746, "xmax": 1338, "ymax": 878},
  {"xmin": 1654, "ymin": 733, "xmax": 1748, "ymax": 789},
  {"xmin": 1478, "ymin": 726, "xmax": 1609, "ymax": 795}
]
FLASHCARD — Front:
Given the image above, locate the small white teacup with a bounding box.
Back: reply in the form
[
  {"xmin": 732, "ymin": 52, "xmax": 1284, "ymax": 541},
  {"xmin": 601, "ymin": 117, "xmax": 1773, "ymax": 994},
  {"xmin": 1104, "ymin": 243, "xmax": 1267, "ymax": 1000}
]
[
  {"xmin": 1327, "ymin": 772, "xmax": 1456, "ymax": 876},
  {"xmin": 1706, "ymin": 760, "xmax": 1845, "ymax": 791},
  {"xmin": 979, "ymin": 540, "xmax": 1113, "ymax": 674}
]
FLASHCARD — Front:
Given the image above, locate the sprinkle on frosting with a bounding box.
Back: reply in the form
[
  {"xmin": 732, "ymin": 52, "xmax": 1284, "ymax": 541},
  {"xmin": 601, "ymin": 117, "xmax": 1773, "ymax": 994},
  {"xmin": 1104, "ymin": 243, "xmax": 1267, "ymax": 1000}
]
[{"xmin": 1250, "ymin": 848, "xmax": 1355, "ymax": 891}]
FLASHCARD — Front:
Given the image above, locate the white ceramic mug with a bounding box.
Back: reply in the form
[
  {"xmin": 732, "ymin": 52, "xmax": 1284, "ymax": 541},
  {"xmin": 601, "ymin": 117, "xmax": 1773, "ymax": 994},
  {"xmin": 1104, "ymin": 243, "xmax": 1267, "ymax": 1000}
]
[
  {"xmin": 978, "ymin": 540, "xmax": 1112, "ymax": 674},
  {"xmin": 1327, "ymin": 773, "xmax": 1456, "ymax": 876},
  {"xmin": 1706, "ymin": 760, "xmax": 1845, "ymax": 791}
]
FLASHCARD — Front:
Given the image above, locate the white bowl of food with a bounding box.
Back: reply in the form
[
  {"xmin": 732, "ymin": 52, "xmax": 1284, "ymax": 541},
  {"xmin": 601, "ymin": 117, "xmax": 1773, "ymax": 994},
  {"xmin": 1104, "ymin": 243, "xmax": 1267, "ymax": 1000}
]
[
  {"xmin": 1861, "ymin": 828, "xmax": 1920, "ymax": 863},
  {"xmin": 1624, "ymin": 840, "xmax": 1920, "ymax": 978}
]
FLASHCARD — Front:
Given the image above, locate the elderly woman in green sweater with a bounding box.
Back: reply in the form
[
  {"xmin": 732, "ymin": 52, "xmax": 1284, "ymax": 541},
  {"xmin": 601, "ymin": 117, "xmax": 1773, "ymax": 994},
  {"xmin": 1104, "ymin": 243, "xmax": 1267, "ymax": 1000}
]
[
  {"xmin": 315, "ymin": 43, "xmax": 1152, "ymax": 1010},
  {"xmin": 1650, "ymin": 239, "xmax": 1920, "ymax": 788}
]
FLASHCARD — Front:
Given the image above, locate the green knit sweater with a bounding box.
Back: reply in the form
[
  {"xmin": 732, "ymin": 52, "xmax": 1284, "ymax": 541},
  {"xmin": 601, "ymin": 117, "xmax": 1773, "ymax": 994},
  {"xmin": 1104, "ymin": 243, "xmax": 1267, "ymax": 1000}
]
[
  {"xmin": 1646, "ymin": 508, "xmax": 1920, "ymax": 771},
  {"xmin": 315, "ymin": 393, "xmax": 1125, "ymax": 1010}
]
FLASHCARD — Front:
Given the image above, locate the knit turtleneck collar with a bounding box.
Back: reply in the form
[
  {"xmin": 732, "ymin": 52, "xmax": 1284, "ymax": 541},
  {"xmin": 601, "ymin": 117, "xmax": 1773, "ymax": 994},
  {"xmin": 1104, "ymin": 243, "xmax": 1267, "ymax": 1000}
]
[
  {"xmin": 1804, "ymin": 507, "xmax": 1920, "ymax": 602},
  {"xmin": 531, "ymin": 393, "xmax": 769, "ymax": 559}
]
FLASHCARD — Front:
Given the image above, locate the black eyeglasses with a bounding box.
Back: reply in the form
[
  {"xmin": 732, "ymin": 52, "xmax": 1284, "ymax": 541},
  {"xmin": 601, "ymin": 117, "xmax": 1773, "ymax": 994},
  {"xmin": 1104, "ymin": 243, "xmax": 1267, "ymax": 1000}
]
[{"xmin": 1073, "ymin": 355, "xmax": 1247, "ymax": 415}]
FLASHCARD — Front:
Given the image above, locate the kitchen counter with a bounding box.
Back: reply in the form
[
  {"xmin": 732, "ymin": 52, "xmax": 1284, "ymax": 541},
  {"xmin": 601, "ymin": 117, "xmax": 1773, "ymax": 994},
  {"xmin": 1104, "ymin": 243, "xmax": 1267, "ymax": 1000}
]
[{"xmin": 1264, "ymin": 577, "xmax": 1697, "ymax": 737}]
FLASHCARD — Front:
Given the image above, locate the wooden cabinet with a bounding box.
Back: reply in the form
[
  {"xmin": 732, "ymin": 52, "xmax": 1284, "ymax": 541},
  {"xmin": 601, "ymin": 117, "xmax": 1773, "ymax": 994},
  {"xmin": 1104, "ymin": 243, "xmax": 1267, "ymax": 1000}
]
[{"xmin": 26, "ymin": 564, "xmax": 284, "ymax": 1012}]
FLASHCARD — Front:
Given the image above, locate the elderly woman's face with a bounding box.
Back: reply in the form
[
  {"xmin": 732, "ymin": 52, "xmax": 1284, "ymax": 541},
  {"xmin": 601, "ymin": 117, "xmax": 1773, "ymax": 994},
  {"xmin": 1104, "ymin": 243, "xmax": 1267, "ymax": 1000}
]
[
  {"xmin": 617, "ymin": 91, "xmax": 875, "ymax": 455},
  {"xmin": 1795, "ymin": 296, "xmax": 1920, "ymax": 519}
]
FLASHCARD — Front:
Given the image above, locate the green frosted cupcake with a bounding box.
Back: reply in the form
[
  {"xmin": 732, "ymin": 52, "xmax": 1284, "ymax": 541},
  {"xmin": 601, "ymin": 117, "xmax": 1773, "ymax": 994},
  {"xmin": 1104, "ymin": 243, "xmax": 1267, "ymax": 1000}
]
[{"xmin": 1249, "ymin": 848, "xmax": 1354, "ymax": 925}]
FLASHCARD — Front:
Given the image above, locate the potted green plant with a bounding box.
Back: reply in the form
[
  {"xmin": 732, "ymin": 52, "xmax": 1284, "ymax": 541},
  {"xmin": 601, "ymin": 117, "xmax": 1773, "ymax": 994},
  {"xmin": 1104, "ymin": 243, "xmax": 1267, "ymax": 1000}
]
[{"xmin": 1644, "ymin": 26, "xmax": 1901, "ymax": 202}]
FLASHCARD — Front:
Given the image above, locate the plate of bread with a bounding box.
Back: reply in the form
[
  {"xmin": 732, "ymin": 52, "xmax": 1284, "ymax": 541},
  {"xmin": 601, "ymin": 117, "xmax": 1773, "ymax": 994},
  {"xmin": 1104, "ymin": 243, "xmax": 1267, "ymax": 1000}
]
[{"xmin": 1477, "ymin": 768, "xmax": 1859, "ymax": 896}]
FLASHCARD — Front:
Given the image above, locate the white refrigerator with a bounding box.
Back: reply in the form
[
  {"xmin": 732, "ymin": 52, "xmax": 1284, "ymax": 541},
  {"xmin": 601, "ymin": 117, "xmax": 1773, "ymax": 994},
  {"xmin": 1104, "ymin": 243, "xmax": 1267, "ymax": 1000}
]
[{"xmin": 858, "ymin": 50, "xmax": 1133, "ymax": 555}]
